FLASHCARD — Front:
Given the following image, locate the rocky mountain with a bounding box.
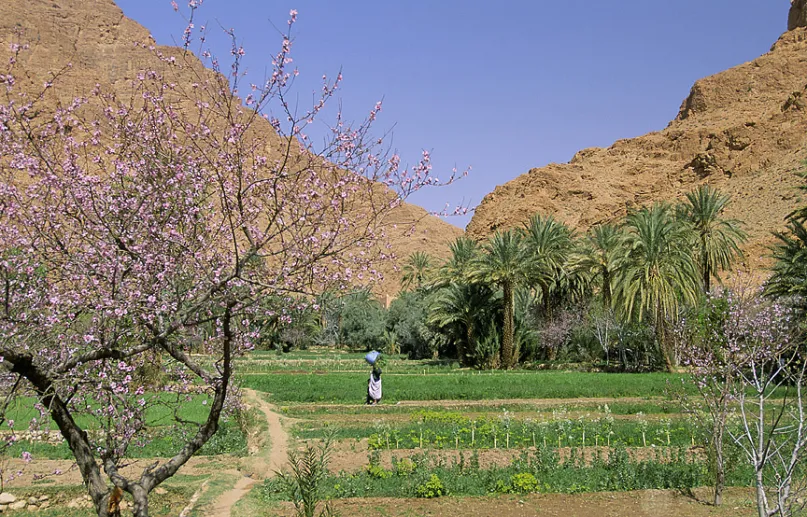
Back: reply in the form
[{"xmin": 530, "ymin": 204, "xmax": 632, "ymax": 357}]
[
  {"xmin": 0, "ymin": 0, "xmax": 462, "ymax": 297},
  {"xmin": 468, "ymin": 6, "xmax": 807, "ymax": 275}
]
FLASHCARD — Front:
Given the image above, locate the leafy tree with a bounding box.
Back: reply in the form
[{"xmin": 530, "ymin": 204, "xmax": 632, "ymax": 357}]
[
  {"xmin": 437, "ymin": 236, "xmax": 480, "ymax": 284},
  {"xmin": 678, "ymin": 186, "xmax": 746, "ymax": 293},
  {"xmin": 387, "ymin": 291, "xmax": 445, "ymax": 360},
  {"xmin": 614, "ymin": 203, "xmax": 699, "ymax": 372},
  {"xmin": 470, "ymin": 230, "xmax": 529, "ymax": 369},
  {"xmin": 336, "ymin": 292, "xmax": 386, "ymax": 351}
]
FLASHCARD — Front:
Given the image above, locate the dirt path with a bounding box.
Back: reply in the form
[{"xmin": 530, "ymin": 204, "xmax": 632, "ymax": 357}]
[{"xmin": 204, "ymin": 389, "xmax": 288, "ymax": 517}]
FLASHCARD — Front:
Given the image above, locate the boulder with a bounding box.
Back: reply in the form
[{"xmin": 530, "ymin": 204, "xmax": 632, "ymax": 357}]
[
  {"xmin": 0, "ymin": 495, "xmax": 15, "ymax": 505},
  {"xmin": 8, "ymin": 501, "xmax": 26, "ymax": 510}
]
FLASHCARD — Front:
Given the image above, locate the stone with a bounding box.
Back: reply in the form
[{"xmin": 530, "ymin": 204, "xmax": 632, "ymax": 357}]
[
  {"xmin": 26, "ymin": 497, "xmax": 38, "ymax": 505},
  {"xmin": 789, "ymin": 0, "xmax": 807, "ymax": 31},
  {"xmin": 9, "ymin": 501, "xmax": 26, "ymax": 510},
  {"xmin": 0, "ymin": 495, "xmax": 15, "ymax": 505},
  {"xmin": 26, "ymin": 504, "xmax": 38, "ymax": 512},
  {"xmin": 37, "ymin": 496, "xmax": 48, "ymax": 502},
  {"xmin": 154, "ymin": 487, "xmax": 167, "ymax": 495}
]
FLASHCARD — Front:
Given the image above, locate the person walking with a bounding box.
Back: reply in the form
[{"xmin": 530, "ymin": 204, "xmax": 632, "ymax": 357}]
[{"xmin": 367, "ymin": 364, "xmax": 382, "ymax": 405}]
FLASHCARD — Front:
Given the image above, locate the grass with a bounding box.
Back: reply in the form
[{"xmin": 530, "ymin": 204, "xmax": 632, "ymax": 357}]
[
  {"xmin": 4, "ymin": 393, "xmax": 217, "ymax": 431},
  {"xmin": 242, "ymin": 371, "xmax": 689, "ymax": 403},
  {"xmin": 6, "ymin": 418, "xmax": 248, "ymax": 460}
]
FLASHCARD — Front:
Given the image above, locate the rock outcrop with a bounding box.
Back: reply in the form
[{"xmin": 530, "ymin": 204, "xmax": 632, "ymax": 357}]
[
  {"xmin": 468, "ymin": 25, "xmax": 807, "ymax": 274},
  {"xmin": 789, "ymin": 0, "xmax": 807, "ymax": 30}
]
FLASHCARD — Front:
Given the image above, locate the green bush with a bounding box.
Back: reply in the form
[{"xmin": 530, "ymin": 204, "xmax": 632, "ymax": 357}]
[
  {"xmin": 415, "ymin": 474, "xmax": 447, "ymax": 498},
  {"xmin": 510, "ymin": 472, "xmax": 540, "ymax": 493}
]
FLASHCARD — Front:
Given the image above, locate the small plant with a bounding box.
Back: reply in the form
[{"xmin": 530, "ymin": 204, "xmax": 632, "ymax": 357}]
[
  {"xmin": 415, "ymin": 474, "xmax": 447, "ymax": 498},
  {"xmin": 510, "ymin": 472, "xmax": 539, "ymax": 493},
  {"xmin": 276, "ymin": 432, "xmax": 336, "ymax": 517},
  {"xmin": 393, "ymin": 457, "xmax": 417, "ymax": 477}
]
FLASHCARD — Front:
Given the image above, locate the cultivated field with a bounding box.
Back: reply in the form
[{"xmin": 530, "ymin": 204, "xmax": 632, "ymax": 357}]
[{"xmin": 3, "ymin": 350, "xmax": 764, "ymax": 516}]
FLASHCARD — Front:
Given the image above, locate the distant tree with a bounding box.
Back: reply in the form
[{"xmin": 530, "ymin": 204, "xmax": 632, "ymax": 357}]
[
  {"xmin": 336, "ymin": 292, "xmax": 386, "ymax": 351},
  {"xmin": 765, "ymin": 219, "xmax": 807, "ymax": 313},
  {"xmin": 572, "ymin": 223, "xmax": 624, "ymax": 309},
  {"xmin": 401, "ymin": 251, "xmax": 435, "ymax": 291},
  {"xmin": 427, "ymin": 282, "xmax": 497, "ymax": 367},
  {"xmin": 678, "ymin": 186, "xmax": 746, "ymax": 293},
  {"xmin": 470, "ymin": 230, "xmax": 529, "ymax": 369},
  {"xmin": 614, "ymin": 203, "xmax": 699, "ymax": 372},
  {"xmin": 387, "ymin": 291, "xmax": 445, "ymax": 360},
  {"xmin": 436, "ymin": 236, "xmax": 479, "ymax": 284},
  {"xmin": 522, "ymin": 215, "xmax": 575, "ymax": 319}
]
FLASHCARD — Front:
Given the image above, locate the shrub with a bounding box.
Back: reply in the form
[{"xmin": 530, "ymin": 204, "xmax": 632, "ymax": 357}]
[
  {"xmin": 510, "ymin": 472, "xmax": 540, "ymax": 493},
  {"xmin": 415, "ymin": 474, "xmax": 447, "ymax": 498}
]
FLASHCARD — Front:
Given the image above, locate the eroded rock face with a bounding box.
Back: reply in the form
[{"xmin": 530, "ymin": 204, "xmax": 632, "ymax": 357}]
[
  {"xmin": 467, "ymin": 26, "xmax": 807, "ymax": 274},
  {"xmin": 789, "ymin": 0, "xmax": 807, "ymax": 31}
]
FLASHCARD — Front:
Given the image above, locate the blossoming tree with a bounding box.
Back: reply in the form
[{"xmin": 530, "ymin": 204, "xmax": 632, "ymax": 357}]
[{"xmin": 0, "ymin": 7, "xmax": 456, "ymax": 516}]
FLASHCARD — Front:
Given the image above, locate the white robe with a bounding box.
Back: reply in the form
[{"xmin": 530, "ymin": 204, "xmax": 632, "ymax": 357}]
[{"xmin": 368, "ymin": 374, "xmax": 382, "ymax": 401}]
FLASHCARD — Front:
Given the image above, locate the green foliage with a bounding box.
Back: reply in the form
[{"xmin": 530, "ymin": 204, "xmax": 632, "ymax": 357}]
[
  {"xmin": 678, "ymin": 185, "xmax": 746, "ymax": 293},
  {"xmin": 509, "ymin": 472, "xmax": 540, "ymax": 493},
  {"xmin": 387, "ymin": 291, "xmax": 445, "ymax": 359},
  {"xmin": 415, "ymin": 474, "xmax": 447, "ymax": 498},
  {"xmin": 765, "ymin": 218, "xmax": 807, "ymax": 313},
  {"xmin": 275, "ymin": 433, "xmax": 336, "ymax": 517},
  {"xmin": 337, "ymin": 291, "xmax": 386, "ymax": 351}
]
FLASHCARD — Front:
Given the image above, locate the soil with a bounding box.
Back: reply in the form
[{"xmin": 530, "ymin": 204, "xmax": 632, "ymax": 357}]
[{"xmin": 3, "ymin": 456, "xmax": 224, "ymax": 489}]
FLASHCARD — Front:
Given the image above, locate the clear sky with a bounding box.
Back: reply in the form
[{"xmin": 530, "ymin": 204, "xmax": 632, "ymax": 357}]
[{"xmin": 115, "ymin": 0, "xmax": 789, "ymax": 229}]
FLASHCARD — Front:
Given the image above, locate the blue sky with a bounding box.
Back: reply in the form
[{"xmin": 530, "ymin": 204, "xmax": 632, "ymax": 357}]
[{"xmin": 115, "ymin": 0, "xmax": 789, "ymax": 229}]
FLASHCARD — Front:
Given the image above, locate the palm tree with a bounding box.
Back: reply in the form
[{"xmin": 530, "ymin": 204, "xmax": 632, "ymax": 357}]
[
  {"xmin": 470, "ymin": 229, "xmax": 529, "ymax": 369},
  {"xmin": 614, "ymin": 203, "xmax": 699, "ymax": 372},
  {"xmin": 436, "ymin": 236, "xmax": 479, "ymax": 285},
  {"xmin": 764, "ymin": 219, "xmax": 807, "ymax": 314},
  {"xmin": 571, "ymin": 223, "xmax": 624, "ymax": 309},
  {"xmin": 521, "ymin": 215, "xmax": 575, "ymax": 318},
  {"xmin": 401, "ymin": 251, "xmax": 434, "ymax": 291},
  {"xmin": 427, "ymin": 282, "xmax": 497, "ymax": 367},
  {"xmin": 679, "ymin": 186, "xmax": 746, "ymax": 293}
]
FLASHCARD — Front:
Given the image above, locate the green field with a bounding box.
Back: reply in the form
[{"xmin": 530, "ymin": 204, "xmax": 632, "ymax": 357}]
[{"xmin": 241, "ymin": 370, "xmax": 687, "ymax": 403}]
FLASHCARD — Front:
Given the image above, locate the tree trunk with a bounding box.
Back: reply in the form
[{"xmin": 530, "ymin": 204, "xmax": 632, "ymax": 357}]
[
  {"xmin": 131, "ymin": 484, "xmax": 149, "ymax": 517},
  {"xmin": 501, "ymin": 280, "xmax": 515, "ymax": 369},
  {"xmin": 713, "ymin": 418, "xmax": 725, "ymax": 506},
  {"xmin": 656, "ymin": 306, "xmax": 674, "ymax": 373},
  {"xmin": 460, "ymin": 321, "xmax": 472, "ymax": 367}
]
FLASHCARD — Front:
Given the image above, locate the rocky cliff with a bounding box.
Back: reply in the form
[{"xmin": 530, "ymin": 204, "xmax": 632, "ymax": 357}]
[
  {"xmin": 467, "ymin": 17, "xmax": 807, "ymax": 274},
  {"xmin": 0, "ymin": 0, "xmax": 462, "ymax": 296}
]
